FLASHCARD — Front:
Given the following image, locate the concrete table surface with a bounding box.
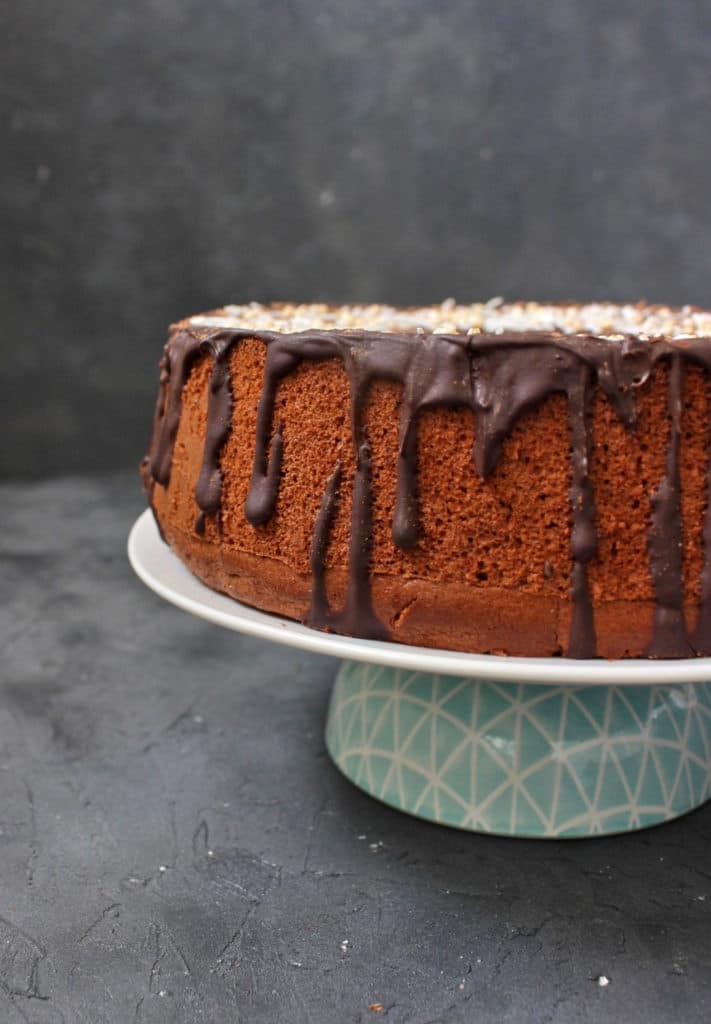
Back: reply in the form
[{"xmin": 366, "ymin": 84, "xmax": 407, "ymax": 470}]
[{"xmin": 1, "ymin": 473, "xmax": 710, "ymax": 1023}]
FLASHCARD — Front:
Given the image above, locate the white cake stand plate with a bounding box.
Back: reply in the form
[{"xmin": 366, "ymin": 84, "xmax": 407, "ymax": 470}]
[{"xmin": 129, "ymin": 510, "xmax": 711, "ymax": 838}]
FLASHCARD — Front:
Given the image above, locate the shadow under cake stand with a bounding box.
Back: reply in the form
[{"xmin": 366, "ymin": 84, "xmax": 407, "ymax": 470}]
[{"xmin": 129, "ymin": 510, "xmax": 711, "ymax": 838}]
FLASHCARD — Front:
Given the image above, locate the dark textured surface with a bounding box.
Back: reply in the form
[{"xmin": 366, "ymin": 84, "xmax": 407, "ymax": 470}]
[
  {"xmin": 1, "ymin": 474, "xmax": 711, "ymax": 1022},
  {"xmin": 5, "ymin": 1, "xmax": 711, "ymax": 476}
]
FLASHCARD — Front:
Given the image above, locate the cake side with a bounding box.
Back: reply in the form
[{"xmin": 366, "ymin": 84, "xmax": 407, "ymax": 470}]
[{"xmin": 142, "ymin": 301, "xmax": 711, "ymax": 658}]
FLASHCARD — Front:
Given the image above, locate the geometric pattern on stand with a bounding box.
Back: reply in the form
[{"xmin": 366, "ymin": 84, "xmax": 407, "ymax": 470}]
[{"xmin": 325, "ymin": 662, "xmax": 711, "ymax": 837}]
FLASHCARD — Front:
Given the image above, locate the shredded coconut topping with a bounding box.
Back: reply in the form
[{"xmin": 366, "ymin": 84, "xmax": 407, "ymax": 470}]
[{"xmin": 187, "ymin": 299, "xmax": 711, "ymax": 340}]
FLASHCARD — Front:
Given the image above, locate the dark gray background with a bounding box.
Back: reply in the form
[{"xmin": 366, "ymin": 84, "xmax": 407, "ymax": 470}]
[{"xmin": 4, "ymin": 0, "xmax": 711, "ymax": 477}]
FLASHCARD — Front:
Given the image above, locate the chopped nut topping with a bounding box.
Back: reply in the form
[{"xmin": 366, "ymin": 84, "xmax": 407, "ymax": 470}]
[{"xmin": 187, "ymin": 299, "xmax": 711, "ymax": 339}]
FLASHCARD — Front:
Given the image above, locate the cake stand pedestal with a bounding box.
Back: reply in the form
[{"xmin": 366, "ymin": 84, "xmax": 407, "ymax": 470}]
[{"xmin": 129, "ymin": 510, "xmax": 711, "ymax": 838}]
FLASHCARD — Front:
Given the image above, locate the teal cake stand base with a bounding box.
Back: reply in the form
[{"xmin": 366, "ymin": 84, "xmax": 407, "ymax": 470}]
[{"xmin": 326, "ymin": 662, "xmax": 711, "ymax": 838}]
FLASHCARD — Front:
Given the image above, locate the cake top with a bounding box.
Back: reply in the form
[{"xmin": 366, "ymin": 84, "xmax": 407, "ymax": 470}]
[{"xmin": 186, "ymin": 299, "xmax": 711, "ymax": 340}]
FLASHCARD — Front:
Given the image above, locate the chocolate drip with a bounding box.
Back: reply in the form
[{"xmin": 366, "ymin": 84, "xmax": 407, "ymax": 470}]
[
  {"xmin": 469, "ymin": 345, "xmax": 599, "ymax": 655},
  {"xmin": 245, "ymin": 427, "xmax": 284, "ymax": 527},
  {"xmin": 149, "ymin": 332, "xmax": 201, "ymax": 486},
  {"xmin": 141, "ymin": 355, "xmax": 169, "ymax": 496},
  {"xmin": 331, "ymin": 442, "xmax": 390, "ymax": 641},
  {"xmin": 393, "ymin": 415, "xmax": 419, "ymax": 549},
  {"xmin": 393, "ymin": 336, "xmax": 473, "ymax": 548},
  {"xmin": 306, "ymin": 464, "xmax": 343, "ymax": 628},
  {"xmin": 646, "ymin": 356, "xmax": 694, "ymax": 657},
  {"xmin": 242, "ymin": 333, "xmax": 357, "ymax": 525},
  {"xmin": 692, "ymin": 379, "xmax": 711, "ymax": 653},
  {"xmin": 566, "ymin": 365, "xmax": 597, "ymax": 658},
  {"xmin": 471, "ymin": 344, "xmax": 580, "ymax": 477},
  {"xmin": 145, "ymin": 319, "xmax": 711, "ymax": 658},
  {"xmin": 194, "ymin": 335, "xmax": 234, "ymax": 533},
  {"xmin": 245, "ymin": 345, "xmax": 298, "ymax": 526}
]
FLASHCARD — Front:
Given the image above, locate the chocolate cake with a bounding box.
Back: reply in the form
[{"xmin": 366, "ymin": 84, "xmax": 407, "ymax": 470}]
[{"xmin": 141, "ymin": 300, "xmax": 711, "ymax": 659}]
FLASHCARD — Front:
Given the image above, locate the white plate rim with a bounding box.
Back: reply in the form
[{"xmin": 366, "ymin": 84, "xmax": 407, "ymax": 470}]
[{"xmin": 128, "ymin": 509, "xmax": 711, "ymax": 686}]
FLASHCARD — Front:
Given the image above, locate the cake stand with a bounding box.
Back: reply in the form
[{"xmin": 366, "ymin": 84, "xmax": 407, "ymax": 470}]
[{"xmin": 128, "ymin": 510, "xmax": 711, "ymax": 838}]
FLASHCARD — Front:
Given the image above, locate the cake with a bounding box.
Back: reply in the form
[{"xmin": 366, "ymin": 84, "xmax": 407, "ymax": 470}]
[{"xmin": 141, "ymin": 299, "xmax": 711, "ymax": 659}]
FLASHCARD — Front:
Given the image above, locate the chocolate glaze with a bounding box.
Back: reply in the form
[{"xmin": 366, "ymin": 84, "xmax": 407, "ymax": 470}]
[
  {"xmin": 194, "ymin": 334, "xmax": 234, "ymax": 535},
  {"xmin": 332, "ymin": 442, "xmax": 390, "ymax": 641},
  {"xmin": 679, "ymin": 340, "xmax": 711, "ymax": 656},
  {"xmin": 145, "ymin": 321, "xmax": 711, "ymax": 657},
  {"xmin": 567, "ymin": 365, "xmax": 597, "ymax": 658},
  {"xmin": 645, "ymin": 357, "xmax": 695, "ymax": 657},
  {"xmin": 149, "ymin": 332, "xmax": 201, "ymax": 487},
  {"xmin": 306, "ymin": 463, "xmax": 342, "ymax": 629},
  {"xmin": 394, "ymin": 336, "xmax": 472, "ymax": 548},
  {"xmin": 693, "ymin": 378, "xmax": 711, "ymax": 654}
]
